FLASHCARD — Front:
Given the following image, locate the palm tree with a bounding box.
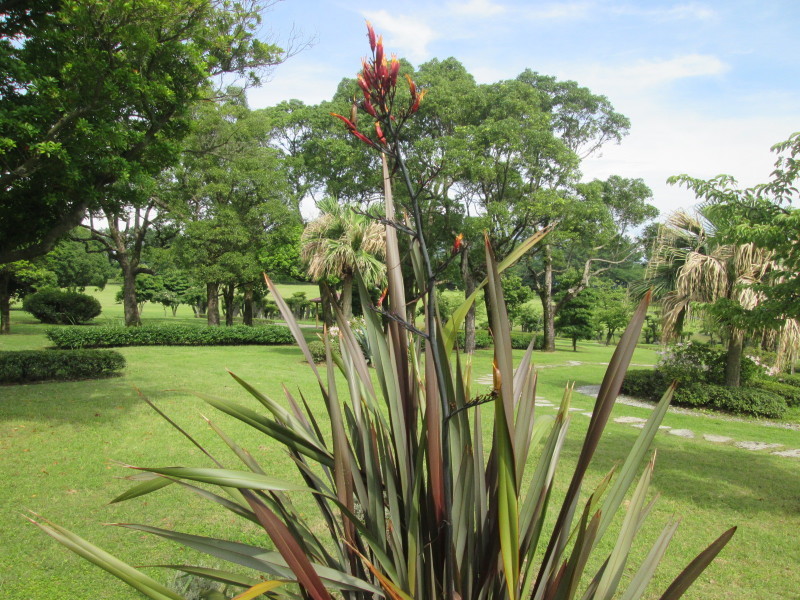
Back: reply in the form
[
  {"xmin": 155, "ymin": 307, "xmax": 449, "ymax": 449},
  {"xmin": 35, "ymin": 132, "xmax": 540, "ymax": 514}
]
[
  {"xmin": 645, "ymin": 209, "xmax": 798, "ymax": 386},
  {"xmin": 300, "ymin": 198, "xmax": 386, "ymax": 320}
]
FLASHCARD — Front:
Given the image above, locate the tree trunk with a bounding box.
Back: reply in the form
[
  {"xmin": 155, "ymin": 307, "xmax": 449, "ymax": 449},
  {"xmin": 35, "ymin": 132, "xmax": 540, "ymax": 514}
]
[
  {"xmin": 572, "ymin": 336, "xmax": 578, "ymax": 352},
  {"xmin": 461, "ymin": 249, "xmax": 476, "ymax": 354},
  {"xmin": 207, "ymin": 282, "xmax": 220, "ymax": 326},
  {"xmin": 605, "ymin": 330, "xmax": 613, "ymax": 346},
  {"xmin": 319, "ymin": 282, "xmax": 333, "ymax": 327},
  {"xmin": 0, "ymin": 270, "xmax": 10, "ymax": 335},
  {"xmin": 243, "ymin": 283, "xmax": 254, "ymax": 326},
  {"xmin": 223, "ymin": 283, "xmax": 235, "ymax": 326},
  {"xmin": 541, "ymin": 243, "xmax": 556, "ymax": 352},
  {"xmin": 724, "ymin": 329, "xmax": 744, "ymax": 387},
  {"xmin": 121, "ymin": 263, "xmax": 141, "ymax": 327},
  {"xmin": 341, "ymin": 275, "xmax": 353, "ymax": 321}
]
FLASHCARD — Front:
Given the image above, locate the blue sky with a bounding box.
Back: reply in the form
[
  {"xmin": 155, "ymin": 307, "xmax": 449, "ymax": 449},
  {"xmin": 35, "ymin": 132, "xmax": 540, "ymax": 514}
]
[{"xmin": 249, "ymin": 0, "xmax": 800, "ymax": 217}]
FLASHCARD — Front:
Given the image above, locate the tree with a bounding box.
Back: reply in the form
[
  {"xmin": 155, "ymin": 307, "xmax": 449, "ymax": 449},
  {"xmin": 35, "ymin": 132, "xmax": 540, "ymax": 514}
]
[
  {"xmin": 555, "ymin": 288, "xmax": 598, "ymax": 351},
  {"xmin": 41, "ymin": 229, "xmax": 115, "ymax": 292},
  {"xmin": 644, "ymin": 209, "xmax": 797, "ymax": 386},
  {"xmin": 0, "ymin": 261, "xmax": 57, "ymax": 334},
  {"xmin": 300, "ymin": 198, "xmax": 386, "ymax": 320},
  {"xmin": 669, "ymin": 132, "xmax": 800, "ymax": 370},
  {"xmin": 173, "ymin": 92, "xmax": 298, "ymax": 326},
  {"xmin": 0, "ymin": 0, "xmax": 284, "ymax": 267}
]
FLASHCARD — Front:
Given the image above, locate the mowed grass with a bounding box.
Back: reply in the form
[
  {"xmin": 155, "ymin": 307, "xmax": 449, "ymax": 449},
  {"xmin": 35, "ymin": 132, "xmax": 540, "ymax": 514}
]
[{"xmin": 1, "ymin": 286, "xmax": 799, "ymax": 599}]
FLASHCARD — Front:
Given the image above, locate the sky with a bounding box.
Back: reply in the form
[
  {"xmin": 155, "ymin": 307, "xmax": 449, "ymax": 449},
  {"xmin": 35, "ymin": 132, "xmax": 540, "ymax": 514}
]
[{"xmin": 248, "ymin": 0, "xmax": 800, "ymax": 219}]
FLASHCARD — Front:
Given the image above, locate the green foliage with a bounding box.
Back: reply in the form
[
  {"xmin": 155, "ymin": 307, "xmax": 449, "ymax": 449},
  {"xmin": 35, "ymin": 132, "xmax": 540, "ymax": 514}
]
[
  {"xmin": 46, "ymin": 324, "xmax": 293, "ymax": 349},
  {"xmin": 517, "ymin": 299, "xmax": 543, "ymax": 332},
  {"xmin": 751, "ymin": 379, "xmax": 800, "ymax": 407},
  {"xmin": 623, "ymin": 371, "xmax": 787, "ymax": 418},
  {"xmin": 501, "ymin": 274, "xmax": 533, "ymax": 325},
  {"xmin": 455, "ymin": 329, "xmax": 492, "ymax": 349},
  {"xmin": 775, "ymin": 372, "xmax": 800, "ymax": 388},
  {"xmin": 0, "ymin": 350, "xmax": 124, "ymax": 384},
  {"xmin": 658, "ymin": 341, "xmax": 760, "ymax": 386},
  {"xmin": 621, "ymin": 369, "xmax": 668, "ymax": 400},
  {"xmin": 41, "ymin": 230, "xmax": 115, "ymax": 292},
  {"xmin": 23, "ymin": 289, "xmax": 101, "ymax": 324},
  {"xmin": 0, "ymin": 0, "xmax": 284, "ymax": 266},
  {"xmin": 555, "ymin": 288, "xmax": 598, "ymax": 349}
]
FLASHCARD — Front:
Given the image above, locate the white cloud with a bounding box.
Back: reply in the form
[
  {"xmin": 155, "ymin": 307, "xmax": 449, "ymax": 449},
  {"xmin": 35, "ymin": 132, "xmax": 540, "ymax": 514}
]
[
  {"xmin": 612, "ymin": 3, "xmax": 716, "ymax": 21},
  {"xmin": 523, "ymin": 2, "xmax": 593, "ymax": 20},
  {"xmin": 246, "ymin": 61, "xmax": 341, "ymax": 108},
  {"xmin": 361, "ymin": 10, "xmax": 438, "ymax": 62},
  {"xmin": 561, "ymin": 54, "xmax": 729, "ymax": 96},
  {"xmin": 447, "ymin": 0, "xmax": 507, "ymax": 18}
]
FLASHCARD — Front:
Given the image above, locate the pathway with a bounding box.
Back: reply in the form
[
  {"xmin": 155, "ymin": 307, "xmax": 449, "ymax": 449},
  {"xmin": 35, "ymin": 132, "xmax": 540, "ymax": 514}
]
[{"xmin": 474, "ymin": 363, "xmax": 800, "ymax": 459}]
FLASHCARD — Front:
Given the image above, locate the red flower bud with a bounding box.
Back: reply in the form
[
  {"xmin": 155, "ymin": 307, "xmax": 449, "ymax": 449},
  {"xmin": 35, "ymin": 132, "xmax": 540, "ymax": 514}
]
[
  {"xmin": 366, "ymin": 21, "xmax": 377, "ymax": 52},
  {"xmin": 375, "ymin": 121, "xmax": 387, "ymax": 145},
  {"xmin": 453, "ymin": 233, "xmax": 464, "ymax": 254}
]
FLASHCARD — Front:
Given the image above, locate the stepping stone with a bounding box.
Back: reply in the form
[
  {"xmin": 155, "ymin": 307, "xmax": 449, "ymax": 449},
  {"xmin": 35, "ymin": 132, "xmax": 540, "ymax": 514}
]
[
  {"xmin": 567, "ymin": 407, "xmax": 583, "ymax": 412},
  {"xmin": 772, "ymin": 449, "xmax": 800, "ymax": 458},
  {"xmin": 668, "ymin": 428, "xmax": 695, "ymax": 438},
  {"xmin": 659, "ymin": 425, "xmax": 672, "ymax": 430},
  {"xmin": 582, "ymin": 412, "xmax": 593, "ymax": 417},
  {"xmin": 704, "ymin": 434, "xmax": 733, "ymax": 443},
  {"xmin": 734, "ymin": 441, "xmax": 783, "ymax": 451},
  {"xmin": 614, "ymin": 416, "xmax": 647, "ymax": 424},
  {"xmin": 631, "ymin": 423, "xmax": 646, "ymax": 429}
]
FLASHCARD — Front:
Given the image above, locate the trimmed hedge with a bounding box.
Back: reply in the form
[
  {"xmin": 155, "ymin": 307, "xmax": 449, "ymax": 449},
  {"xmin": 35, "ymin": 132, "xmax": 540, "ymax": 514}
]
[
  {"xmin": 0, "ymin": 350, "xmax": 125, "ymax": 384},
  {"xmin": 452, "ymin": 330, "xmax": 544, "ymax": 351},
  {"xmin": 46, "ymin": 324, "xmax": 294, "ymax": 349},
  {"xmin": 622, "ymin": 369, "xmax": 787, "ymax": 418},
  {"xmin": 752, "ymin": 379, "xmax": 800, "ymax": 407},
  {"xmin": 23, "ymin": 289, "xmax": 101, "ymax": 324}
]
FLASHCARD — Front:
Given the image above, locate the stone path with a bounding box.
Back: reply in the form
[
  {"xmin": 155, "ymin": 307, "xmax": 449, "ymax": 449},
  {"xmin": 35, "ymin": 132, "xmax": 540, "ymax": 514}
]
[{"xmin": 473, "ymin": 370, "xmax": 800, "ymax": 459}]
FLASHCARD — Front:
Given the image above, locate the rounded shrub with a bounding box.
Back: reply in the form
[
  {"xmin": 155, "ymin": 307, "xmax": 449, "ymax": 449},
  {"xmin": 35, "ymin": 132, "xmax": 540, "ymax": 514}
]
[
  {"xmin": 752, "ymin": 379, "xmax": 800, "ymax": 407},
  {"xmin": 621, "ymin": 369, "xmax": 667, "ymax": 401},
  {"xmin": 23, "ymin": 288, "xmax": 101, "ymax": 324}
]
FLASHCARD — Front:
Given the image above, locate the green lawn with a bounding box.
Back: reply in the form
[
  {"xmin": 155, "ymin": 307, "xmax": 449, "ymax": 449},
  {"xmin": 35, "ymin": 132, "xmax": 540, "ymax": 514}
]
[{"xmin": 1, "ymin": 288, "xmax": 798, "ymax": 599}]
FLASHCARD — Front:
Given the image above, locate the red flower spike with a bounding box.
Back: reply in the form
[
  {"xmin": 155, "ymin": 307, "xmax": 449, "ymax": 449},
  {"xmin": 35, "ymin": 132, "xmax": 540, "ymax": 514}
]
[
  {"xmin": 366, "ymin": 21, "xmax": 377, "ymax": 52},
  {"xmin": 351, "ymin": 130, "xmax": 376, "ymax": 147},
  {"xmin": 377, "ymin": 287, "xmax": 389, "ymax": 308},
  {"xmin": 389, "ymin": 57, "xmax": 400, "ymax": 86},
  {"xmin": 410, "ymin": 89, "xmax": 427, "ymax": 114},
  {"xmin": 362, "ymin": 98, "xmax": 377, "ymax": 117},
  {"xmin": 375, "ymin": 122, "xmax": 387, "ymax": 145},
  {"xmin": 375, "ymin": 36, "xmax": 384, "ymax": 69},
  {"xmin": 453, "ymin": 233, "xmax": 464, "ymax": 254},
  {"xmin": 330, "ymin": 112, "xmax": 357, "ymax": 131},
  {"xmin": 406, "ymin": 73, "xmax": 417, "ymax": 98}
]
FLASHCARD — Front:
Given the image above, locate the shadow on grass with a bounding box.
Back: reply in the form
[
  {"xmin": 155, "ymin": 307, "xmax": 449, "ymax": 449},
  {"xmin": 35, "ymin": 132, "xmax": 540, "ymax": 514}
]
[{"xmin": 583, "ymin": 425, "xmax": 800, "ymax": 517}]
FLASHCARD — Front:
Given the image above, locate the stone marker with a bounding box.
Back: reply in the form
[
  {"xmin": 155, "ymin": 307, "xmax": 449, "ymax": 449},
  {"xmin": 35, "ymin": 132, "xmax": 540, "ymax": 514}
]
[{"xmin": 668, "ymin": 428, "xmax": 695, "ymax": 438}]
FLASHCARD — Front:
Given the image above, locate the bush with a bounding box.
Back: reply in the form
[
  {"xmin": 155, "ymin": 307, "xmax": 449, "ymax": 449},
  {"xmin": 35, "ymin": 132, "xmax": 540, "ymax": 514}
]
[
  {"xmin": 775, "ymin": 372, "xmax": 800, "ymax": 388},
  {"xmin": 752, "ymin": 379, "xmax": 800, "ymax": 407},
  {"xmin": 0, "ymin": 350, "xmax": 125, "ymax": 384},
  {"xmin": 455, "ymin": 329, "xmax": 492, "ymax": 350},
  {"xmin": 23, "ymin": 289, "xmax": 101, "ymax": 324},
  {"xmin": 621, "ymin": 369, "xmax": 666, "ymax": 401},
  {"xmin": 657, "ymin": 341, "xmax": 760, "ymax": 386},
  {"xmin": 672, "ymin": 383, "xmax": 787, "ymax": 418},
  {"xmin": 509, "ymin": 331, "xmax": 545, "ymax": 350},
  {"xmin": 306, "ymin": 338, "xmax": 341, "ymax": 363},
  {"xmin": 46, "ymin": 324, "xmax": 294, "ymax": 349}
]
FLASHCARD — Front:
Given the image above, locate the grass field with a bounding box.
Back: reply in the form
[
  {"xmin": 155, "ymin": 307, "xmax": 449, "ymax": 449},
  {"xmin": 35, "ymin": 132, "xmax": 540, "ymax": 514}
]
[{"xmin": 1, "ymin": 285, "xmax": 798, "ymax": 599}]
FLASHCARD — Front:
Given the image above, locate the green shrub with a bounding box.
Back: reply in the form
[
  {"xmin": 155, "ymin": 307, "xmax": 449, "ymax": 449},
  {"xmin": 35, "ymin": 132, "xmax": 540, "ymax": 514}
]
[
  {"xmin": 672, "ymin": 383, "xmax": 787, "ymax": 418},
  {"xmin": 658, "ymin": 341, "xmax": 760, "ymax": 386},
  {"xmin": 23, "ymin": 289, "xmax": 102, "ymax": 324},
  {"xmin": 752, "ymin": 379, "xmax": 800, "ymax": 407},
  {"xmin": 46, "ymin": 324, "xmax": 294, "ymax": 349},
  {"xmin": 306, "ymin": 338, "xmax": 341, "ymax": 363},
  {"xmin": 775, "ymin": 372, "xmax": 800, "ymax": 388},
  {"xmin": 0, "ymin": 350, "xmax": 125, "ymax": 384},
  {"xmin": 709, "ymin": 386, "xmax": 787, "ymax": 419},
  {"xmin": 509, "ymin": 331, "xmax": 545, "ymax": 350},
  {"xmin": 621, "ymin": 369, "xmax": 666, "ymax": 401},
  {"xmin": 455, "ymin": 329, "xmax": 492, "ymax": 349}
]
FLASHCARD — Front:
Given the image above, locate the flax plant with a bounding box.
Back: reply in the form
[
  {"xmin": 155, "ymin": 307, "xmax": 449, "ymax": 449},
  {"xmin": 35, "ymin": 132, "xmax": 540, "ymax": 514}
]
[{"xmin": 34, "ymin": 23, "xmax": 735, "ymax": 600}]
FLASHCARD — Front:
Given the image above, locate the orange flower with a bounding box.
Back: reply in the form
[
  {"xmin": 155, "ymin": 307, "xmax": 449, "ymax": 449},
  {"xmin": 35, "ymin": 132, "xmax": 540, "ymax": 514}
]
[{"xmin": 452, "ymin": 233, "xmax": 464, "ymax": 254}]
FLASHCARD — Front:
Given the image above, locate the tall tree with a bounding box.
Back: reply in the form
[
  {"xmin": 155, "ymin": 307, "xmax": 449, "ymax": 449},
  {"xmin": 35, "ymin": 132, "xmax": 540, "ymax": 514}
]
[
  {"xmin": 173, "ymin": 91, "xmax": 298, "ymax": 326},
  {"xmin": 0, "ymin": 0, "xmax": 284, "ymax": 266},
  {"xmin": 644, "ymin": 209, "xmax": 797, "ymax": 386},
  {"xmin": 300, "ymin": 198, "xmax": 386, "ymax": 320}
]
